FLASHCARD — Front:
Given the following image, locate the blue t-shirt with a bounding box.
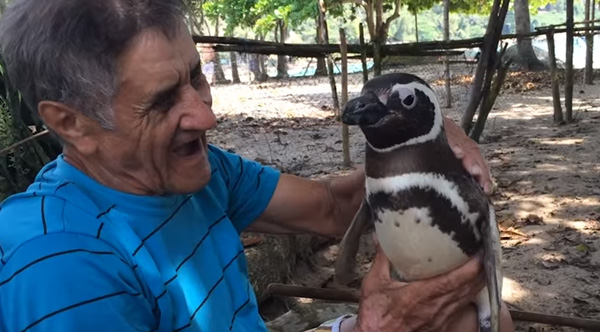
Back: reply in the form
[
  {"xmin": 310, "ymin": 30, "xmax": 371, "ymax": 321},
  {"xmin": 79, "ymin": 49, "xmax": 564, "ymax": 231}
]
[{"xmin": 0, "ymin": 145, "xmax": 281, "ymax": 332}]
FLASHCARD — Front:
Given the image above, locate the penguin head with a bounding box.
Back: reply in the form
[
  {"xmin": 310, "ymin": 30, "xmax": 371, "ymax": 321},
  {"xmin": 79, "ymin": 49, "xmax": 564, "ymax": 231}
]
[{"xmin": 342, "ymin": 73, "xmax": 443, "ymax": 151}]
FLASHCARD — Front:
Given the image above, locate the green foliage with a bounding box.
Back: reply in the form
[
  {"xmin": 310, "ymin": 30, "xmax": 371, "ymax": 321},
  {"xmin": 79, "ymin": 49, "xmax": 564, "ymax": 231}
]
[
  {"xmin": 201, "ymin": 0, "xmax": 320, "ymax": 38},
  {"xmin": 405, "ymin": 0, "xmax": 438, "ymax": 14},
  {"xmin": 0, "ymin": 55, "xmax": 51, "ymax": 200},
  {"xmin": 197, "ymin": 0, "xmax": 586, "ymax": 45}
]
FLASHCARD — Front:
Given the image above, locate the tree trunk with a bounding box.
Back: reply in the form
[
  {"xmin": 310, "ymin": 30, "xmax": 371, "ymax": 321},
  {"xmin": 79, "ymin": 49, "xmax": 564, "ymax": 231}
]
[
  {"xmin": 212, "ymin": 18, "xmax": 227, "ymax": 83},
  {"xmin": 359, "ymin": 23, "xmax": 369, "ymax": 83},
  {"xmin": 414, "ymin": 12, "xmax": 419, "ymax": 42},
  {"xmin": 258, "ymin": 34, "xmax": 268, "ymax": 82},
  {"xmin": 443, "ymin": 0, "xmax": 452, "ymax": 108},
  {"xmin": 513, "ymin": 0, "xmax": 547, "ymax": 71},
  {"xmin": 276, "ymin": 20, "xmax": 289, "ymax": 78},
  {"xmin": 470, "ymin": 59, "xmax": 511, "ymax": 142},
  {"xmin": 373, "ymin": 36, "xmax": 382, "ymax": 76},
  {"xmin": 584, "ymin": 0, "xmax": 595, "ymax": 84},
  {"xmin": 460, "ymin": 0, "xmax": 510, "ymax": 132},
  {"xmin": 230, "ymin": 51, "xmax": 240, "ymax": 83},
  {"xmin": 315, "ymin": 17, "xmax": 328, "ymax": 77},
  {"xmin": 319, "ymin": 0, "xmax": 340, "ymax": 117},
  {"xmin": 184, "ymin": 0, "xmax": 204, "ymax": 35}
]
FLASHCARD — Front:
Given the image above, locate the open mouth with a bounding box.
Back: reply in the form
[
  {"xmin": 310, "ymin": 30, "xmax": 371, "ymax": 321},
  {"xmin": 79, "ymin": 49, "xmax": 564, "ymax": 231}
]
[{"xmin": 173, "ymin": 139, "xmax": 202, "ymax": 157}]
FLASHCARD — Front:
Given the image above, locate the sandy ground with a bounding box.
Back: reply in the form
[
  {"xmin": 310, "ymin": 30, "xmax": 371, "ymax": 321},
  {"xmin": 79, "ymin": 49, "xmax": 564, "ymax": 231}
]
[{"xmin": 208, "ymin": 67, "xmax": 600, "ymax": 331}]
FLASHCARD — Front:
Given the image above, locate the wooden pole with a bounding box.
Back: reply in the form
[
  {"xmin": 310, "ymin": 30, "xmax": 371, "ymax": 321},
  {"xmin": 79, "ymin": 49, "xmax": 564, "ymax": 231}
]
[
  {"xmin": 318, "ymin": 0, "xmax": 340, "ymax": 118},
  {"xmin": 339, "ymin": 28, "xmax": 351, "ymax": 168},
  {"xmin": 443, "ymin": 0, "xmax": 452, "ymax": 108},
  {"xmin": 267, "ymin": 283, "xmax": 600, "ymax": 330},
  {"xmin": 565, "ymin": 0, "xmax": 574, "ymax": 122},
  {"xmin": 547, "ymin": 29, "xmax": 564, "ymax": 124},
  {"xmin": 359, "ymin": 23, "xmax": 369, "ymax": 84},
  {"xmin": 460, "ymin": 0, "xmax": 506, "ymax": 132},
  {"xmin": 585, "ymin": 0, "xmax": 596, "ymax": 84}
]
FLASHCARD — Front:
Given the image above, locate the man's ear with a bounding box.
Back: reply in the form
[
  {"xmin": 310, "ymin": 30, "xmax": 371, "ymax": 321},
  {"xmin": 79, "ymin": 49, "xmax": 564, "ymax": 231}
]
[{"xmin": 38, "ymin": 101, "xmax": 99, "ymax": 156}]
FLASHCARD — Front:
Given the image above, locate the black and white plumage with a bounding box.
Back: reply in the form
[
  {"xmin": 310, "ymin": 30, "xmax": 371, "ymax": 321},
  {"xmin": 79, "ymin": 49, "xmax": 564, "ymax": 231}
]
[{"xmin": 334, "ymin": 73, "xmax": 503, "ymax": 332}]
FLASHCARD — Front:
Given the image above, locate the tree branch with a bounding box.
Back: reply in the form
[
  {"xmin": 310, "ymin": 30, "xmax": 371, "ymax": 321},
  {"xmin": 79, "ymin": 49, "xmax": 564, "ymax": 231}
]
[
  {"xmin": 363, "ymin": 1, "xmax": 376, "ymax": 39},
  {"xmin": 376, "ymin": 0, "xmax": 383, "ymax": 37},
  {"xmin": 382, "ymin": 0, "xmax": 402, "ymax": 39}
]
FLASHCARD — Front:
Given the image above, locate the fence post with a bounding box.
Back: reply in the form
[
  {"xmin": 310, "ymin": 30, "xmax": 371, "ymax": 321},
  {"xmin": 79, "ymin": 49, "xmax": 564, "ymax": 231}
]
[
  {"xmin": 546, "ymin": 29, "xmax": 565, "ymax": 124},
  {"xmin": 565, "ymin": 0, "xmax": 574, "ymax": 122},
  {"xmin": 339, "ymin": 29, "xmax": 351, "ymax": 168},
  {"xmin": 443, "ymin": 0, "xmax": 452, "ymax": 108},
  {"xmin": 584, "ymin": 0, "xmax": 595, "ymax": 84},
  {"xmin": 359, "ymin": 23, "xmax": 369, "ymax": 84}
]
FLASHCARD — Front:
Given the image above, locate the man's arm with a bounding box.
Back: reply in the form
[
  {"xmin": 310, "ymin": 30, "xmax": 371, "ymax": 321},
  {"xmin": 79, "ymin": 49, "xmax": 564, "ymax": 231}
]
[{"xmin": 247, "ymin": 166, "xmax": 365, "ymax": 239}]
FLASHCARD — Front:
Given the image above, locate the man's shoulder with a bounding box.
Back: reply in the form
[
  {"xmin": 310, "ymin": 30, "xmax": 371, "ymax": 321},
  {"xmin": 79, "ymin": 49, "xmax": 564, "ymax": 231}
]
[{"xmin": 0, "ymin": 178, "xmax": 111, "ymax": 267}]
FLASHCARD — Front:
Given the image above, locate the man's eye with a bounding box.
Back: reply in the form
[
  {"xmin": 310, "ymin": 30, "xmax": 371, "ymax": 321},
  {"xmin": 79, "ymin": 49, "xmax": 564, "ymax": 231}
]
[
  {"xmin": 191, "ymin": 73, "xmax": 206, "ymax": 89},
  {"xmin": 153, "ymin": 93, "xmax": 177, "ymax": 112},
  {"xmin": 191, "ymin": 77, "xmax": 201, "ymax": 89}
]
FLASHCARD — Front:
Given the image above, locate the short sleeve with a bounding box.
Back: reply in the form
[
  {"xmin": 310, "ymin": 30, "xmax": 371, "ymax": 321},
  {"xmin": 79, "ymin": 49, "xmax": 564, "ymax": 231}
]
[
  {"xmin": 208, "ymin": 145, "xmax": 280, "ymax": 232},
  {"xmin": 0, "ymin": 233, "xmax": 157, "ymax": 332}
]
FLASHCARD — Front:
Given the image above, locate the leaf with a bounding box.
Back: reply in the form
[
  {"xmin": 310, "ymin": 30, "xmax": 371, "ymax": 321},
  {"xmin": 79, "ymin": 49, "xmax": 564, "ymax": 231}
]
[{"xmin": 576, "ymin": 243, "xmax": 590, "ymax": 252}]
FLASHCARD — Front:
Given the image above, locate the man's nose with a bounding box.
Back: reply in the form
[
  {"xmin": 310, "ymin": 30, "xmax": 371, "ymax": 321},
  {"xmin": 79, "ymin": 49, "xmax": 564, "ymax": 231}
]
[{"xmin": 179, "ymin": 87, "xmax": 217, "ymax": 131}]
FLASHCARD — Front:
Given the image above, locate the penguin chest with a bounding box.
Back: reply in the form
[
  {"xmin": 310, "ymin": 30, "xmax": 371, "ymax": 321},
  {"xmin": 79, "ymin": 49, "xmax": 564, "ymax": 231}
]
[
  {"xmin": 366, "ymin": 172, "xmax": 487, "ymax": 281},
  {"xmin": 374, "ymin": 207, "xmax": 469, "ymax": 281}
]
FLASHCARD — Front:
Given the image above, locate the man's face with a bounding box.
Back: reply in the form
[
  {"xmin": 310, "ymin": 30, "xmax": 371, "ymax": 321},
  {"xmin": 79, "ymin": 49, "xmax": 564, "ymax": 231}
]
[{"xmin": 93, "ymin": 25, "xmax": 216, "ymax": 195}]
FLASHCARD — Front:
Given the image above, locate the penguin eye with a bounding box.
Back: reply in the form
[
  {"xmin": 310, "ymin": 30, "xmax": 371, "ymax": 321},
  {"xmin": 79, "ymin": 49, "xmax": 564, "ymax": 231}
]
[
  {"xmin": 402, "ymin": 95, "xmax": 415, "ymax": 108},
  {"xmin": 396, "ymin": 86, "xmax": 416, "ymax": 109}
]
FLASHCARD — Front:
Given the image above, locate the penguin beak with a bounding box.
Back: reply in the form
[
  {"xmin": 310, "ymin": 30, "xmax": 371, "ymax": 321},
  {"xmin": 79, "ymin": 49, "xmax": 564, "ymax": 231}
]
[{"xmin": 341, "ymin": 93, "xmax": 389, "ymax": 126}]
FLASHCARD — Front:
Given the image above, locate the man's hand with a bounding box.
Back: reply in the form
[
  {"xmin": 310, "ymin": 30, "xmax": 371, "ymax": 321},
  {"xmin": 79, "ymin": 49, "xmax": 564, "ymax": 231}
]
[
  {"xmin": 353, "ymin": 240, "xmax": 485, "ymax": 332},
  {"xmin": 443, "ymin": 117, "xmax": 492, "ymax": 195}
]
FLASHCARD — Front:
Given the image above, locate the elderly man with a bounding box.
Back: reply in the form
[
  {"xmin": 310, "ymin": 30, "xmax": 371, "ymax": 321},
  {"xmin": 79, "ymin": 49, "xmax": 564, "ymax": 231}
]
[{"xmin": 0, "ymin": 1, "xmax": 513, "ymax": 332}]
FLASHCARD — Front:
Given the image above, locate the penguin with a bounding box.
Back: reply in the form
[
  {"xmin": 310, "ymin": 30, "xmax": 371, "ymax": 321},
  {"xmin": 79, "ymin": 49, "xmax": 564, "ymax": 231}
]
[{"xmin": 334, "ymin": 72, "xmax": 503, "ymax": 332}]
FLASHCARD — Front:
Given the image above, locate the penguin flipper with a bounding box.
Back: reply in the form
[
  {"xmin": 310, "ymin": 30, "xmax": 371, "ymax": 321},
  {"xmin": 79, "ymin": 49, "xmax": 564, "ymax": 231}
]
[
  {"xmin": 481, "ymin": 203, "xmax": 503, "ymax": 332},
  {"xmin": 334, "ymin": 199, "xmax": 373, "ymax": 286}
]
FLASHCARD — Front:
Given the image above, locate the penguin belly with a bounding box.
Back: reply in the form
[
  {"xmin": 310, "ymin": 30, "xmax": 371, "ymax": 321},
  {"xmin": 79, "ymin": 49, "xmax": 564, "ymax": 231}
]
[
  {"xmin": 374, "ymin": 207, "xmax": 470, "ymax": 281},
  {"xmin": 366, "ymin": 172, "xmax": 486, "ymax": 282}
]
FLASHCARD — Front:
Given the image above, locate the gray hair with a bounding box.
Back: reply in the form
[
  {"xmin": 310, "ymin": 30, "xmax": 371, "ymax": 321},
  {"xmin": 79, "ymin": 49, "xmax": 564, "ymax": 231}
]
[{"xmin": 0, "ymin": 0, "xmax": 185, "ymax": 129}]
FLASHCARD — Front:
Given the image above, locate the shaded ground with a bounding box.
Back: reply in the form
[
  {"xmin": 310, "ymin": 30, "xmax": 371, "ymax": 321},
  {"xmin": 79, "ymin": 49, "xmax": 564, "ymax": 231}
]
[{"xmin": 208, "ymin": 69, "xmax": 600, "ymax": 331}]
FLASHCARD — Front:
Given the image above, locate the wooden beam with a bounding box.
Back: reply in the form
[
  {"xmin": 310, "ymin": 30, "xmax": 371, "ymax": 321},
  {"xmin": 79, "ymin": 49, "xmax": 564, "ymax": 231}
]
[{"xmin": 193, "ymin": 26, "xmax": 600, "ymax": 58}]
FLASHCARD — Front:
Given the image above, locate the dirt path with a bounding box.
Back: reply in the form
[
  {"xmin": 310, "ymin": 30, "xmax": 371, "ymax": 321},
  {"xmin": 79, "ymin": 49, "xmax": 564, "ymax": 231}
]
[
  {"xmin": 209, "ymin": 72, "xmax": 600, "ymax": 331},
  {"xmin": 474, "ymin": 85, "xmax": 600, "ymax": 331}
]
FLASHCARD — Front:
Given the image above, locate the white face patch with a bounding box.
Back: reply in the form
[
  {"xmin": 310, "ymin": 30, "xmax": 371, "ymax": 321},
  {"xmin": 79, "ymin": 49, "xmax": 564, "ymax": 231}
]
[
  {"xmin": 366, "ymin": 172, "xmax": 481, "ymax": 238},
  {"xmin": 395, "ymin": 86, "xmax": 417, "ymax": 109},
  {"xmin": 375, "ymin": 207, "xmax": 469, "ymax": 280},
  {"xmin": 367, "ymin": 81, "xmax": 444, "ymax": 153}
]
